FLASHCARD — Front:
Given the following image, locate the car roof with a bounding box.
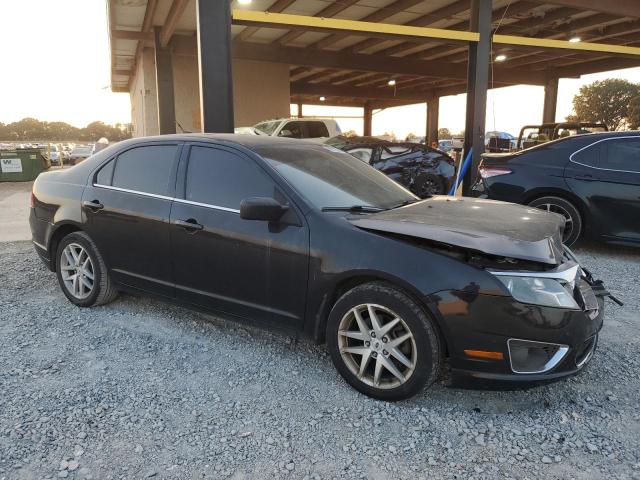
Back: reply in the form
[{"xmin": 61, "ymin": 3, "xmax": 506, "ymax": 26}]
[{"xmin": 117, "ymin": 133, "xmax": 323, "ymax": 149}]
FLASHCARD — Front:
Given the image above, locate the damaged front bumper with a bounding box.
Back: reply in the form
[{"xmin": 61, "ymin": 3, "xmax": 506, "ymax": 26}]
[{"xmin": 433, "ymin": 255, "xmax": 613, "ymax": 385}]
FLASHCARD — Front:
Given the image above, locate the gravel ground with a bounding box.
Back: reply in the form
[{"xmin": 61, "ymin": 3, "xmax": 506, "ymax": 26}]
[{"xmin": 0, "ymin": 240, "xmax": 638, "ymax": 480}]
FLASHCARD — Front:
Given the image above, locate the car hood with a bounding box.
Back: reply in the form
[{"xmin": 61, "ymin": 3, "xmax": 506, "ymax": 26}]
[{"xmin": 348, "ymin": 196, "xmax": 565, "ymax": 265}]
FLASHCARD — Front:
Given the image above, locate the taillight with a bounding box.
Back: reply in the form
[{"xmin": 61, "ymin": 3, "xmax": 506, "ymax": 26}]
[
  {"xmin": 479, "ymin": 166, "xmax": 512, "ymax": 179},
  {"xmin": 30, "ymin": 192, "xmax": 36, "ymax": 208}
]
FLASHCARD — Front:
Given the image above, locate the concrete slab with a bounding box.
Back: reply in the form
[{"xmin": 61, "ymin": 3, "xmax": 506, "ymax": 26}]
[{"xmin": 0, "ymin": 181, "xmax": 32, "ymax": 242}]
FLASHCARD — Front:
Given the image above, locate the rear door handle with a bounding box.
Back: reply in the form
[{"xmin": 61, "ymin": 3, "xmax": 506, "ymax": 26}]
[
  {"xmin": 82, "ymin": 200, "xmax": 104, "ymax": 210},
  {"xmin": 173, "ymin": 218, "xmax": 203, "ymax": 231},
  {"xmin": 574, "ymin": 175, "xmax": 597, "ymax": 182}
]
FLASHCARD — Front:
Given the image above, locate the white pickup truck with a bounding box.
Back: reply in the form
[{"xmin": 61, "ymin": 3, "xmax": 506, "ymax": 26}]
[{"xmin": 235, "ymin": 118, "xmax": 341, "ymax": 141}]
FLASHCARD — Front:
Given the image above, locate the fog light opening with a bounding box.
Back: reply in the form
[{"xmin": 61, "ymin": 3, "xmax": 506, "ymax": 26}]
[{"xmin": 507, "ymin": 339, "xmax": 569, "ymax": 374}]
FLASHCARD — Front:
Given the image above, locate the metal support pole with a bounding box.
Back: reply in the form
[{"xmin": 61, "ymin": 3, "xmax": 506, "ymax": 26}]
[
  {"xmin": 297, "ymin": 103, "xmax": 303, "ymax": 118},
  {"xmin": 196, "ymin": 0, "xmax": 234, "ymax": 132},
  {"xmin": 462, "ymin": 0, "xmax": 491, "ymax": 196},
  {"xmin": 542, "ymin": 76, "xmax": 559, "ymax": 123},
  {"xmin": 363, "ymin": 101, "xmax": 373, "ymax": 136},
  {"xmin": 426, "ymin": 97, "xmax": 439, "ymax": 146},
  {"xmin": 154, "ymin": 27, "xmax": 176, "ymax": 135}
]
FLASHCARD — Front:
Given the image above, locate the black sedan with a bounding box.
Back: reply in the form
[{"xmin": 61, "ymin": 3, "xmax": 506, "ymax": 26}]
[
  {"xmin": 472, "ymin": 131, "xmax": 640, "ymax": 246},
  {"xmin": 30, "ymin": 134, "xmax": 608, "ymax": 401},
  {"xmin": 326, "ymin": 136, "xmax": 456, "ymax": 196}
]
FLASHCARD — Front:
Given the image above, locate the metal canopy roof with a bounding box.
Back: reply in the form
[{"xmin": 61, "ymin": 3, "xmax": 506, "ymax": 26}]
[{"xmin": 108, "ymin": 0, "xmax": 640, "ymax": 107}]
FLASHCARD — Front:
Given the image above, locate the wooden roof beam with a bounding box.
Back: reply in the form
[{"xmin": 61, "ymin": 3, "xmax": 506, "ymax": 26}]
[
  {"xmin": 237, "ymin": 0, "xmax": 297, "ymax": 42},
  {"xmin": 233, "ymin": 41, "xmax": 547, "ymax": 85},
  {"xmin": 275, "ymin": 0, "xmax": 361, "ymax": 46},
  {"xmin": 534, "ymin": 0, "xmax": 640, "ymax": 18},
  {"xmin": 312, "ymin": 0, "xmax": 425, "ymax": 50},
  {"xmin": 159, "ymin": 0, "xmax": 189, "ymax": 48}
]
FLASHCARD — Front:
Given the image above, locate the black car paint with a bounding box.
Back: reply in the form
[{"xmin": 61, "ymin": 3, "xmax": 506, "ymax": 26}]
[
  {"xmin": 327, "ymin": 137, "xmax": 455, "ymax": 196},
  {"xmin": 473, "ymin": 131, "xmax": 640, "ymax": 245},
  {"xmin": 30, "ymin": 134, "xmax": 604, "ymax": 383}
]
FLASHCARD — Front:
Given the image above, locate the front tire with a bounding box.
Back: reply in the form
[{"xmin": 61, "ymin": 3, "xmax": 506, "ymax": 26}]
[
  {"xmin": 56, "ymin": 231, "xmax": 118, "ymax": 307},
  {"xmin": 413, "ymin": 173, "xmax": 445, "ymax": 197},
  {"xmin": 528, "ymin": 196, "xmax": 582, "ymax": 246},
  {"xmin": 326, "ymin": 282, "xmax": 441, "ymax": 401}
]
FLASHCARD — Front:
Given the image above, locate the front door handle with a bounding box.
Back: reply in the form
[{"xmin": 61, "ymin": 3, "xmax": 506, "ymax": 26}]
[
  {"xmin": 173, "ymin": 218, "xmax": 203, "ymax": 231},
  {"xmin": 82, "ymin": 200, "xmax": 104, "ymax": 211}
]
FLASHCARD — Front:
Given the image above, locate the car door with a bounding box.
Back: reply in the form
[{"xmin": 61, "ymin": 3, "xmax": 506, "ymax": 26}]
[
  {"xmin": 590, "ymin": 138, "xmax": 640, "ymax": 241},
  {"xmin": 82, "ymin": 142, "xmax": 181, "ymax": 297},
  {"xmin": 170, "ymin": 143, "xmax": 309, "ymax": 327}
]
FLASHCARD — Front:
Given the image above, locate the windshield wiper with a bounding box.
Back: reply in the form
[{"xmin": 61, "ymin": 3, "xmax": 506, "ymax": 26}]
[
  {"xmin": 389, "ymin": 199, "xmax": 419, "ymax": 209},
  {"xmin": 321, "ymin": 205, "xmax": 385, "ymax": 213}
]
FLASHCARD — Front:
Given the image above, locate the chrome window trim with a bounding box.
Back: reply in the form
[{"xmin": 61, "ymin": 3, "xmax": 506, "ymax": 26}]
[
  {"xmin": 93, "ymin": 184, "xmax": 173, "ymax": 201},
  {"xmin": 569, "ymin": 135, "xmax": 640, "ymax": 174},
  {"xmin": 92, "ymin": 184, "xmax": 240, "ymax": 214},
  {"xmin": 507, "ymin": 338, "xmax": 570, "ymax": 374},
  {"xmin": 173, "ymin": 198, "xmax": 240, "ymax": 214}
]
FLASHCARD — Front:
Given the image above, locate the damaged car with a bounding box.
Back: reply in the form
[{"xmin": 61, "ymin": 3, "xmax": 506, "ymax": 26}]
[
  {"xmin": 326, "ymin": 136, "xmax": 456, "ymax": 196},
  {"xmin": 30, "ymin": 135, "xmax": 613, "ymax": 401}
]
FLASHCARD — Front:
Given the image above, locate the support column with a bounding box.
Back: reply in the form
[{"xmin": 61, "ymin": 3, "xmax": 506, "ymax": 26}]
[
  {"xmin": 462, "ymin": 0, "xmax": 492, "ymax": 196},
  {"xmin": 154, "ymin": 27, "xmax": 176, "ymax": 135},
  {"xmin": 297, "ymin": 103, "xmax": 303, "ymax": 118},
  {"xmin": 363, "ymin": 101, "xmax": 373, "ymax": 136},
  {"xmin": 426, "ymin": 97, "xmax": 439, "ymax": 146},
  {"xmin": 543, "ymin": 76, "xmax": 559, "ymax": 123},
  {"xmin": 196, "ymin": 0, "xmax": 234, "ymax": 132}
]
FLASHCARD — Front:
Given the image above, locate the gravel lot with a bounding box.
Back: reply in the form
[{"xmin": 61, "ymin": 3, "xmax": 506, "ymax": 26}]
[{"xmin": 0, "ymin": 239, "xmax": 639, "ymax": 480}]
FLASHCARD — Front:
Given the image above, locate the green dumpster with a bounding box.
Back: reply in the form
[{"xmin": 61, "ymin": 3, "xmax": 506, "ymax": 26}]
[{"xmin": 0, "ymin": 149, "xmax": 50, "ymax": 182}]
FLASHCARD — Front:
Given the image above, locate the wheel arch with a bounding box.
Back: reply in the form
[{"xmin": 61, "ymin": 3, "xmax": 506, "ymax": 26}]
[
  {"xmin": 521, "ymin": 187, "xmax": 589, "ymax": 234},
  {"xmin": 47, "ymin": 222, "xmax": 83, "ymax": 272},
  {"xmin": 312, "ymin": 272, "xmax": 449, "ymax": 356}
]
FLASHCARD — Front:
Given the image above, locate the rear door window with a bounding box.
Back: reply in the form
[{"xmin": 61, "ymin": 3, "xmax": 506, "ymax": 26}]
[
  {"xmin": 600, "ymin": 138, "xmax": 640, "ymax": 173},
  {"xmin": 111, "ymin": 145, "xmax": 178, "ymax": 196},
  {"xmin": 305, "ymin": 121, "xmax": 330, "ymax": 138},
  {"xmin": 185, "ymin": 146, "xmax": 276, "ymax": 209}
]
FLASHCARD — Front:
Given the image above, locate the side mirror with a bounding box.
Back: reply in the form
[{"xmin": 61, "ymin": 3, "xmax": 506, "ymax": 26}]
[{"xmin": 240, "ymin": 197, "xmax": 289, "ymax": 222}]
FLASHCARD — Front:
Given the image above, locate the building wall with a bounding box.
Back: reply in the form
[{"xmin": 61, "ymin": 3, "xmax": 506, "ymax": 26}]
[
  {"xmin": 129, "ymin": 48, "xmax": 159, "ymax": 137},
  {"xmin": 232, "ymin": 59, "xmax": 291, "ymax": 127},
  {"xmin": 130, "ymin": 43, "xmax": 290, "ymax": 135},
  {"xmin": 172, "ymin": 53, "xmax": 201, "ymax": 133}
]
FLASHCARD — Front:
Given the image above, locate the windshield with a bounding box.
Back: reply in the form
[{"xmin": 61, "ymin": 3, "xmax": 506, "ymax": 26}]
[
  {"xmin": 257, "ymin": 144, "xmax": 417, "ymax": 210},
  {"xmin": 254, "ymin": 121, "xmax": 280, "ymax": 135}
]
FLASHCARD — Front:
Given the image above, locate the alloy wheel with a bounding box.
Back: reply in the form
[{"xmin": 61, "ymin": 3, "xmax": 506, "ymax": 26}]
[
  {"xmin": 60, "ymin": 243, "xmax": 95, "ymax": 299},
  {"xmin": 337, "ymin": 304, "xmax": 417, "ymax": 389},
  {"xmin": 535, "ymin": 203, "xmax": 574, "ymax": 243}
]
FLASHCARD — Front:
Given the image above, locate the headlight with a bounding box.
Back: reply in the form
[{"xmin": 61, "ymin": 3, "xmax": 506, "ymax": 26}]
[{"xmin": 495, "ymin": 275, "xmax": 579, "ymax": 309}]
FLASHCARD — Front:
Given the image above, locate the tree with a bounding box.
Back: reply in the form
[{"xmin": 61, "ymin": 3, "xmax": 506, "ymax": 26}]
[
  {"xmin": 628, "ymin": 96, "xmax": 640, "ymax": 130},
  {"xmin": 569, "ymin": 79, "xmax": 640, "ymax": 130},
  {"xmin": 438, "ymin": 127, "xmax": 452, "ymax": 139}
]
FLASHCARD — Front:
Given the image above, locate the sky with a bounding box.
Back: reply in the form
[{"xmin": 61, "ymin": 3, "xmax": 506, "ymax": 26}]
[{"xmin": 1, "ymin": 0, "xmax": 639, "ymax": 136}]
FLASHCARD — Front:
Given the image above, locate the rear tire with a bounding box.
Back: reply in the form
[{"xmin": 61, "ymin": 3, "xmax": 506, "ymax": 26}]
[
  {"xmin": 55, "ymin": 231, "xmax": 118, "ymax": 307},
  {"xmin": 528, "ymin": 196, "xmax": 582, "ymax": 246},
  {"xmin": 326, "ymin": 282, "xmax": 441, "ymax": 401}
]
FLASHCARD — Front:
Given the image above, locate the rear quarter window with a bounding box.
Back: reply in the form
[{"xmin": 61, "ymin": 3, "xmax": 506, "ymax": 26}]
[{"xmin": 571, "ymin": 142, "xmax": 601, "ymax": 168}]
